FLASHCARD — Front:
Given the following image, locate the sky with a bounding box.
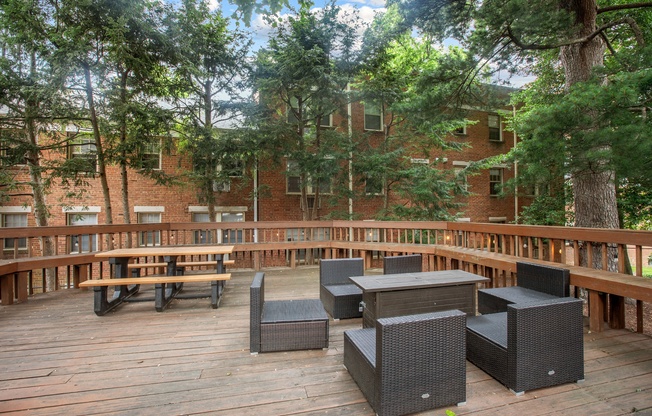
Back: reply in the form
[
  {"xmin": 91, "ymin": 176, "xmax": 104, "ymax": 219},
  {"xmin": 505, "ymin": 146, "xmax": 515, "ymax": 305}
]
[{"xmin": 213, "ymin": 0, "xmax": 387, "ymax": 52}]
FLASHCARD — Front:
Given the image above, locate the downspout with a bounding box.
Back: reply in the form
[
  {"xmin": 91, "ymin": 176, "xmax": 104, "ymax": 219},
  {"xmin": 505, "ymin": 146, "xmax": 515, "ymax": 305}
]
[
  {"xmin": 254, "ymin": 158, "xmax": 259, "ymax": 243},
  {"xmin": 513, "ymin": 105, "xmax": 519, "ymax": 224},
  {"xmin": 347, "ymin": 83, "xmax": 353, "ymax": 258}
]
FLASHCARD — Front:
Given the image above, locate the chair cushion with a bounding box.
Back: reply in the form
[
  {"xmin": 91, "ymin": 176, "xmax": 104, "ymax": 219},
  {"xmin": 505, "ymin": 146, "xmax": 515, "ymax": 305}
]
[
  {"xmin": 466, "ymin": 312, "xmax": 508, "ymax": 349},
  {"xmin": 480, "ymin": 286, "xmax": 558, "ymax": 304},
  {"xmin": 323, "ymin": 283, "xmax": 362, "ymax": 297},
  {"xmin": 344, "ymin": 328, "xmax": 376, "ymax": 367},
  {"xmin": 261, "ymin": 299, "xmax": 328, "ymax": 324}
]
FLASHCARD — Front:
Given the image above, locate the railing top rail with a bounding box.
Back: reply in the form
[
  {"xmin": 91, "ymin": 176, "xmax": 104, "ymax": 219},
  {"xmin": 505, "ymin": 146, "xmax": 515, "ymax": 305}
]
[{"xmin": 0, "ymin": 220, "xmax": 650, "ymax": 246}]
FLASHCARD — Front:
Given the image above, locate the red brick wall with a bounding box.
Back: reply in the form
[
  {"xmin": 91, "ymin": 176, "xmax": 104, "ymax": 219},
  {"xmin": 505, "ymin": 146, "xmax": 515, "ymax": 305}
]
[{"xmin": 3, "ymin": 105, "xmax": 524, "ymax": 227}]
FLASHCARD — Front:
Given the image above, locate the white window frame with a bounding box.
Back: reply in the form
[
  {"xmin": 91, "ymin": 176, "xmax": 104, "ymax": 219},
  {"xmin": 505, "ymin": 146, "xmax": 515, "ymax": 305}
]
[
  {"xmin": 365, "ymin": 174, "xmax": 384, "ymax": 196},
  {"xmin": 135, "ymin": 207, "xmax": 163, "ymax": 247},
  {"xmin": 69, "ymin": 136, "xmax": 98, "ymax": 173},
  {"xmin": 1, "ymin": 145, "xmax": 28, "ymax": 166},
  {"xmin": 286, "ymin": 160, "xmax": 333, "ymax": 195},
  {"xmin": 488, "ymin": 114, "xmax": 503, "ymax": 142},
  {"xmin": 454, "ymin": 124, "xmax": 467, "ymax": 135},
  {"xmin": 141, "ymin": 139, "xmax": 162, "ymax": 170},
  {"xmin": 364, "ymin": 102, "xmax": 383, "ymax": 131},
  {"xmin": 454, "ymin": 167, "xmax": 468, "ymax": 192},
  {"xmin": 288, "ymin": 96, "xmax": 333, "ymax": 127},
  {"xmin": 489, "ymin": 168, "xmax": 504, "ymax": 196},
  {"xmin": 191, "ymin": 212, "xmax": 213, "ymax": 244},
  {"xmin": 65, "ymin": 208, "xmax": 99, "ymax": 253},
  {"xmin": 1, "ymin": 207, "xmax": 29, "ymax": 251}
]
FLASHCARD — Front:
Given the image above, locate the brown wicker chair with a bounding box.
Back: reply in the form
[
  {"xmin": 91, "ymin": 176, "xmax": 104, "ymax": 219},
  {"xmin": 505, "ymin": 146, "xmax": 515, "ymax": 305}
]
[
  {"xmin": 466, "ymin": 297, "xmax": 584, "ymax": 395},
  {"xmin": 383, "ymin": 254, "xmax": 422, "ymax": 275},
  {"xmin": 319, "ymin": 258, "xmax": 364, "ymax": 319},
  {"xmin": 344, "ymin": 310, "xmax": 467, "ymax": 416},
  {"xmin": 250, "ymin": 272, "xmax": 329, "ymax": 354}
]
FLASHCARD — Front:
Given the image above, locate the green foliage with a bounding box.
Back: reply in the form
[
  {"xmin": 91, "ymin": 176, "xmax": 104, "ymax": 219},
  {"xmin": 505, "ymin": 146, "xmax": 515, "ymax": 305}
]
[
  {"xmin": 252, "ymin": 1, "xmax": 361, "ymax": 219},
  {"xmin": 170, "ymin": 0, "xmax": 252, "ymax": 210}
]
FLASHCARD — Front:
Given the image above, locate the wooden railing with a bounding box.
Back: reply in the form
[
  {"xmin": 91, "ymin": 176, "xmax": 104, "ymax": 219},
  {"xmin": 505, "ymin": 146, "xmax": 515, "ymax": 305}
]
[{"xmin": 1, "ymin": 221, "xmax": 651, "ymax": 332}]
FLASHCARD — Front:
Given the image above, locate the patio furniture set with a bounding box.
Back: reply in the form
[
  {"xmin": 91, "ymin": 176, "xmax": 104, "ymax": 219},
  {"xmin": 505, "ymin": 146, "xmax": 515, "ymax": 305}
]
[{"xmin": 248, "ymin": 255, "xmax": 585, "ymax": 416}]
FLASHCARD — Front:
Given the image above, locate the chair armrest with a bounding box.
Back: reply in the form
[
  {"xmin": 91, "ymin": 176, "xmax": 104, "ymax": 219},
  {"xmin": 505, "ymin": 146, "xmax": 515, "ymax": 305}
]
[
  {"xmin": 376, "ymin": 310, "xmax": 467, "ymax": 414},
  {"xmin": 507, "ymin": 297, "xmax": 584, "ymax": 393},
  {"xmin": 250, "ymin": 272, "xmax": 265, "ymax": 353}
]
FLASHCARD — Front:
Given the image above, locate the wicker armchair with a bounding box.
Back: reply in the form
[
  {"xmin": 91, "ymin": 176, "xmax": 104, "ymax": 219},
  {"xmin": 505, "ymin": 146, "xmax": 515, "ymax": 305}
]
[
  {"xmin": 478, "ymin": 261, "xmax": 570, "ymax": 314},
  {"xmin": 383, "ymin": 254, "xmax": 422, "ymax": 275},
  {"xmin": 466, "ymin": 297, "xmax": 584, "ymax": 395},
  {"xmin": 250, "ymin": 272, "xmax": 329, "ymax": 354},
  {"xmin": 319, "ymin": 258, "xmax": 364, "ymax": 319},
  {"xmin": 344, "ymin": 310, "xmax": 467, "ymax": 416}
]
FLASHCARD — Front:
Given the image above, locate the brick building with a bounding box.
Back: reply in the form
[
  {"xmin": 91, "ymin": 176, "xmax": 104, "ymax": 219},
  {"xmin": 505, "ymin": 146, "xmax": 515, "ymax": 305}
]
[{"xmin": 1, "ymin": 93, "xmax": 526, "ymax": 249}]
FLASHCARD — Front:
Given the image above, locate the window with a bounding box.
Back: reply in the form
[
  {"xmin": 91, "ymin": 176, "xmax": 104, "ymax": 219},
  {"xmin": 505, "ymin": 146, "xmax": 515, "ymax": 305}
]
[
  {"xmin": 364, "ymin": 102, "xmax": 383, "ymax": 131},
  {"xmin": 68, "ymin": 136, "xmax": 97, "ymax": 173},
  {"xmin": 489, "ymin": 168, "xmax": 503, "ymax": 196},
  {"xmin": 138, "ymin": 212, "xmax": 161, "ymax": 246},
  {"xmin": 1, "ymin": 144, "xmax": 28, "ymax": 166},
  {"xmin": 192, "ymin": 212, "xmax": 213, "ymax": 244},
  {"xmin": 140, "ymin": 140, "xmax": 161, "ymax": 170},
  {"xmin": 454, "ymin": 168, "xmax": 468, "ymax": 192},
  {"xmin": 221, "ymin": 159, "xmax": 243, "ymax": 178},
  {"xmin": 365, "ymin": 228, "xmax": 380, "ymax": 242},
  {"xmin": 286, "ymin": 160, "xmax": 332, "ymax": 195},
  {"xmin": 288, "ymin": 96, "xmax": 332, "ymax": 127},
  {"xmin": 221, "ymin": 212, "xmax": 244, "ymax": 244},
  {"xmin": 365, "ymin": 174, "xmax": 384, "ymax": 195},
  {"xmin": 454, "ymin": 125, "xmax": 467, "ymax": 135},
  {"xmin": 2, "ymin": 213, "xmax": 28, "ymax": 251},
  {"xmin": 68, "ymin": 213, "xmax": 98, "ymax": 253},
  {"xmin": 488, "ymin": 114, "xmax": 502, "ymax": 142}
]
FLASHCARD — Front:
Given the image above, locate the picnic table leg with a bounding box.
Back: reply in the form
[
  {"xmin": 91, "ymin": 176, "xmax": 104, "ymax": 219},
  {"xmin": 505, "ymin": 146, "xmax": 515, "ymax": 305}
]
[
  {"xmin": 154, "ymin": 282, "xmax": 183, "ymax": 312},
  {"xmin": 163, "ymin": 255, "xmax": 183, "ymax": 296},
  {"xmin": 93, "ymin": 286, "xmax": 130, "ymax": 316},
  {"xmin": 210, "ymin": 280, "xmax": 225, "ymax": 309},
  {"xmin": 109, "ymin": 257, "xmax": 139, "ymax": 300},
  {"xmin": 215, "ymin": 254, "xmax": 224, "ymax": 274}
]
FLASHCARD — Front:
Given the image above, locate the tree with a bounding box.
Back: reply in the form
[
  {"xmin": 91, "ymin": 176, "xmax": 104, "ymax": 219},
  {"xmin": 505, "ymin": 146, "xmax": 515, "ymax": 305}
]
[
  {"xmin": 395, "ymin": 0, "xmax": 652, "ymax": 270},
  {"xmin": 0, "ymin": 3, "xmax": 85, "ymax": 288},
  {"xmin": 353, "ymin": 9, "xmax": 473, "ymax": 221},
  {"xmin": 101, "ymin": 0, "xmax": 178, "ymax": 235},
  {"xmin": 170, "ymin": 0, "xmax": 251, "ymax": 225},
  {"xmin": 252, "ymin": 1, "xmax": 361, "ymax": 221}
]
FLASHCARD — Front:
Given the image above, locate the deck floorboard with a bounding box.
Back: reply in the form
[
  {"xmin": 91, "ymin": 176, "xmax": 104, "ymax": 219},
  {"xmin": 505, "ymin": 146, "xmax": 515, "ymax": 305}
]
[{"xmin": 1, "ymin": 266, "xmax": 651, "ymax": 415}]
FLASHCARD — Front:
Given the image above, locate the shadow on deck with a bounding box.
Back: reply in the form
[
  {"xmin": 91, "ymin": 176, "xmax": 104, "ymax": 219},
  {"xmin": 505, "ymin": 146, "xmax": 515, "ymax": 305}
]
[{"xmin": 0, "ymin": 267, "xmax": 651, "ymax": 415}]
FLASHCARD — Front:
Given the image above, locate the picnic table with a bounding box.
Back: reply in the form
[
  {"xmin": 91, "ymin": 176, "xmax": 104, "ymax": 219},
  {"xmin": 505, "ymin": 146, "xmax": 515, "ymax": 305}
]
[{"xmin": 80, "ymin": 245, "xmax": 234, "ymax": 315}]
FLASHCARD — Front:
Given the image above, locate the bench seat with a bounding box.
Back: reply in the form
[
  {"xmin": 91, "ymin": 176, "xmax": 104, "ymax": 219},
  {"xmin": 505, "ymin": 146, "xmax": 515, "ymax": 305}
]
[
  {"xmin": 127, "ymin": 260, "xmax": 235, "ymax": 276},
  {"xmin": 79, "ymin": 273, "xmax": 230, "ymax": 315}
]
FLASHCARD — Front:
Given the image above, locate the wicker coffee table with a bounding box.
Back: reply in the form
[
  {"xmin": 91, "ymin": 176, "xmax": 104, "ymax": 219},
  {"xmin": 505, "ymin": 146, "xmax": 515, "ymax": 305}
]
[{"xmin": 350, "ymin": 270, "xmax": 489, "ymax": 328}]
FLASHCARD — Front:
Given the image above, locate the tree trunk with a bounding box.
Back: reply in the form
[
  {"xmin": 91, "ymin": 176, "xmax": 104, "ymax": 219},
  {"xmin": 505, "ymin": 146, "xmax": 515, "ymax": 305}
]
[
  {"xmin": 26, "ymin": 119, "xmax": 56, "ymax": 290},
  {"xmin": 83, "ymin": 63, "xmax": 113, "ymax": 226},
  {"xmin": 559, "ymin": 0, "xmax": 619, "ymax": 271},
  {"xmin": 118, "ymin": 70, "xmax": 132, "ymax": 247}
]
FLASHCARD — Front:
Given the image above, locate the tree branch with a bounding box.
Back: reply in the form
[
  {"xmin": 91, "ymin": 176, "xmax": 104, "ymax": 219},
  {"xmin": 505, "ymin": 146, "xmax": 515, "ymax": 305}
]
[
  {"xmin": 506, "ymin": 18, "xmax": 644, "ymax": 51},
  {"xmin": 597, "ymin": 2, "xmax": 652, "ymax": 14}
]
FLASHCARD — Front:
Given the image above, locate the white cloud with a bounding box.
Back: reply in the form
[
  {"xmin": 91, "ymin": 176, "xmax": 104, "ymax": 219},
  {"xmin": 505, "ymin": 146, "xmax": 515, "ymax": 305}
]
[{"xmin": 208, "ymin": 0, "xmax": 220, "ymax": 11}]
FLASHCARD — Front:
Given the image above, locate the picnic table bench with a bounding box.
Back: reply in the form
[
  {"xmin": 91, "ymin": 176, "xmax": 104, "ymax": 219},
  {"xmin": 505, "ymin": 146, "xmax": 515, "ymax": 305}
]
[
  {"xmin": 127, "ymin": 259, "xmax": 235, "ymax": 276},
  {"xmin": 79, "ymin": 272, "xmax": 231, "ymax": 315}
]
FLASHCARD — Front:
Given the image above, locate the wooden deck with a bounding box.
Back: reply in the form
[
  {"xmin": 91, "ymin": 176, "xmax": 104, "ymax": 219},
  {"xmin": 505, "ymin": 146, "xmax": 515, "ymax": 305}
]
[{"xmin": 1, "ymin": 267, "xmax": 651, "ymax": 415}]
